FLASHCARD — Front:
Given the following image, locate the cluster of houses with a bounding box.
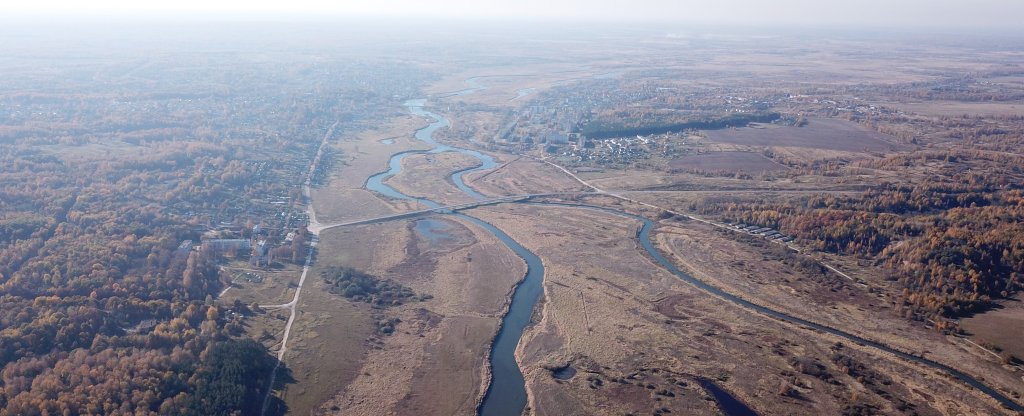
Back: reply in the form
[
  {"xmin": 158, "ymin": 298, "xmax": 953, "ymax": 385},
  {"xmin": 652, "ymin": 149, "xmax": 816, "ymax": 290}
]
[
  {"xmin": 561, "ymin": 134, "xmax": 661, "ymax": 165},
  {"xmin": 728, "ymin": 223, "xmax": 795, "ymax": 243},
  {"xmin": 194, "ymin": 224, "xmax": 292, "ymax": 268}
]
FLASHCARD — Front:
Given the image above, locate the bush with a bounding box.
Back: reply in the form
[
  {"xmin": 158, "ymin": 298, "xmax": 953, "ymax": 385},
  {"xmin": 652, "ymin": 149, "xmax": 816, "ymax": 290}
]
[{"xmin": 321, "ymin": 266, "xmax": 420, "ymax": 307}]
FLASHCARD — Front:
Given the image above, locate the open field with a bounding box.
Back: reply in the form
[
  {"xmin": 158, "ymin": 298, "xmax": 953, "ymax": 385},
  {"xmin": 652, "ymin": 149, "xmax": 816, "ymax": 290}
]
[
  {"xmin": 668, "ymin": 151, "xmax": 789, "ymax": 173},
  {"xmin": 280, "ymin": 284, "xmax": 375, "ymax": 416},
  {"xmin": 425, "ymin": 65, "xmax": 605, "ymax": 106},
  {"xmin": 219, "ymin": 260, "xmax": 304, "ymax": 305},
  {"xmin": 466, "ymin": 158, "xmax": 593, "ymax": 196},
  {"xmin": 241, "ymin": 307, "xmax": 291, "ymax": 354},
  {"xmin": 467, "ymin": 202, "xmax": 1014, "ymax": 415},
  {"xmin": 885, "ymin": 101, "xmax": 1024, "ymax": 117},
  {"xmin": 435, "ymin": 109, "xmax": 508, "ymax": 146},
  {"xmin": 652, "ymin": 219, "xmax": 1024, "ymax": 401},
  {"xmin": 273, "ymin": 220, "xmax": 413, "ymax": 415},
  {"xmin": 312, "ymin": 215, "xmax": 526, "ymax": 415},
  {"xmin": 705, "ymin": 118, "xmax": 904, "ymax": 152},
  {"xmin": 692, "ymin": 53, "xmax": 934, "ymax": 85},
  {"xmin": 311, "ymin": 115, "xmax": 431, "ymax": 223},
  {"xmin": 578, "ymin": 166, "xmax": 877, "ymax": 193},
  {"xmin": 962, "ymin": 297, "xmax": 1024, "ymax": 363}
]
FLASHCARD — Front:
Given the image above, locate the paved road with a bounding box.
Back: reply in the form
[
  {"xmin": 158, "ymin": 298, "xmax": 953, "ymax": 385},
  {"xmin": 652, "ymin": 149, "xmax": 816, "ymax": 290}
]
[
  {"xmin": 255, "ymin": 133, "xmax": 1018, "ymax": 413},
  {"xmin": 259, "ymin": 122, "xmax": 335, "ymax": 416},
  {"xmin": 534, "ymin": 158, "xmax": 863, "ymax": 282},
  {"xmin": 256, "ymin": 142, "xmax": 860, "ymax": 414}
]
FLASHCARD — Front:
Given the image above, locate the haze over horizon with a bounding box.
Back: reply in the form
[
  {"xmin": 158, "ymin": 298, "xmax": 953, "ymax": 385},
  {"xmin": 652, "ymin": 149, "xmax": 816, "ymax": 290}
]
[{"xmin": 4, "ymin": 0, "xmax": 1024, "ymax": 31}]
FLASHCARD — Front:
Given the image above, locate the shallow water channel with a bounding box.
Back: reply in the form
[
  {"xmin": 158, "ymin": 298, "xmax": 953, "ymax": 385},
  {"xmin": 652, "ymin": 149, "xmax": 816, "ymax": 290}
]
[
  {"xmin": 412, "ymin": 218, "xmax": 454, "ymax": 244},
  {"xmin": 364, "ymin": 94, "xmax": 1024, "ymax": 415},
  {"xmin": 364, "ymin": 98, "xmax": 540, "ymax": 416},
  {"xmin": 530, "ymin": 202, "xmax": 1024, "ymax": 414}
]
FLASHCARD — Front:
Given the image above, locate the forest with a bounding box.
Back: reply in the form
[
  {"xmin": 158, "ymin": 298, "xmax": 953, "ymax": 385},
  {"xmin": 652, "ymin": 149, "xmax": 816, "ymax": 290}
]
[
  {"xmin": 0, "ymin": 48, "xmax": 427, "ymax": 414},
  {"xmin": 0, "ymin": 144, "xmax": 284, "ymax": 414},
  {"xmin": 582, "ymin": 112, "xmax": 781, "ymax": 139},
  {"xmin": 693, "ymin": 139, "xmax": 1024, "ymax": 330}
]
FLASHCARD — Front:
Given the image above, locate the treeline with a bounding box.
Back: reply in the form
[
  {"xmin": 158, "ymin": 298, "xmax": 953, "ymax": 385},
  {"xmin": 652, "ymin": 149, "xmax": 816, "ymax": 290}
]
[
  {"xmin": 0, "ymin": 53, "xmax": 440, "ymax": 415},
  {"xmin": 887, "ymin": 204, "xmax": 1024, "ymax": 320},
  {"xmin": 0, "ymin": 119, "xmax": 314, "ymax": 414},
  {"xmin": 583, "ymin": 112, "xmax": 781, "ymax": 140},
  {"xmin": 693, "ymin": 169, "xmax": 1024, "ymax": 328},
  {"xmin": 1, "ymin": 336, "xmax": 279, "ymax": 415},
  {"xmin": 0, "ymin": 142, "xmax": 289, "ymax": 415},
  {"xmin": 822, "ymin": 75, "xmax": 1024, "ymax": 103}
]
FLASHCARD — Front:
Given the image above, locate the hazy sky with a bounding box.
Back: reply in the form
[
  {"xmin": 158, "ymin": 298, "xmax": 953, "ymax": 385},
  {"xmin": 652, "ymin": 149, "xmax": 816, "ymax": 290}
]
[{"xmin": 5, "ymin": 0, "xmax": 1024, "ymax": 30}]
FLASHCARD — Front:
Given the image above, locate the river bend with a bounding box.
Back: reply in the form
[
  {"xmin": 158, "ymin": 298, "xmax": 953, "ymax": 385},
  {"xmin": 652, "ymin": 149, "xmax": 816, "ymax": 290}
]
[
  {"xmin": 364, "ymin": 98, "xmax": 540, "ymax": 416},
  {"xmin": 365, "ymin": 91, "xmax": 1024, "ymax": 415}
]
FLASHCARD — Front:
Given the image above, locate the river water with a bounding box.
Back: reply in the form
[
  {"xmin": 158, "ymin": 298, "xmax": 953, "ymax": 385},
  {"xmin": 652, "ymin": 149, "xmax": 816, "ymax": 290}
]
[
  {"xmin": 365, "ymin": 99, "xmax": 497, "ymax": 202},
  {"xmin": 363, "ymin": 88, "xmax": 1024, "ymax": 415},
  {"xmin": 363, "ymin": 98, "xmax": 541, "ymax": 416},
  {"xmin": 530, "ymin": 202, "xmax": 1024, "ymax": 414},
  {"xmin": 412, "ymin": 218, "xmax": 454, "ymax": 244}
]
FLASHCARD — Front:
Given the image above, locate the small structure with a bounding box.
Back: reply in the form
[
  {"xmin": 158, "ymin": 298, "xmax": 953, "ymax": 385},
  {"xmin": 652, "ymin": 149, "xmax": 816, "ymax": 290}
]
[
  {"xmin": 547, "ymin": 132, "xmax": 570, "ymax": 144},
  {"xmin": 203, "ymin": 239, "xmax": 251, "ymax": 255},
  {"xmin": 174, "ymin": 240, "xmax": 194, "ymax": 262},
  {"xmin": 177, "ymin": 240, "xmax": 194, "ymax": 252},
  {"xmin": 251, "ymin": 239, "xmax": 270, "ymax": 266},
  {"xmin": 127, "ymin": 319, "xmax": 159, "ymax": 334}
]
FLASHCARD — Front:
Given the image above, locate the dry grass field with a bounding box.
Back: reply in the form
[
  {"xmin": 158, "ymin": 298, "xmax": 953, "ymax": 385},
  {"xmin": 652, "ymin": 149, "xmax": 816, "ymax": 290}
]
[
  {"xmin": 885, "ymin": 101, "xmax": 1024, "ymax": 117},
  {"xmin": 653, "ymin": 219, "xmax": 1024, "ymax": 401},
  {"xmin": 705, "ymin": 118, "xmax": 904, "ymax": 152},
  {"xmin": 425, "ymin": 65, "xmax": 603, "ymax": 106},
  {"xmin": 281, "ymin": 286, "xmax": 376, "ymax": 416},
  {"xmin": 268, "ymin": 39, "xmax": 1024, "ymax": 415},
  {"xmin": 219, "ymin": 259, "xmax": 304, "ymax": 306},
  {"xmin": 315, "ymin": 215, "xmax": 526, "ymax": 415},
  {"xmin": 435, "ymin": 109, "xmax": 508, "ymax": 145},
  {"xmin": 467, "ymin": 202, "xmax": 1013, "ymax": 415},
  {"xmin": 466, "ymin": 158, "xmax": 594, "ymax": 196},
  {"xmin": 275, "ymin": 221, "xmax": 409, "ymax": 415},
  {"xmin": 311, "ymin": 115, "xmax": 431, "ymax": 223},
  {"xmin": 384, "ymin": 151, "xmax": 482, "ymax": 205},
  {"xmin": 668, "ymin": 151, "xmax": 789, "ymax": 172},
  {"xmin": 962, "ymin": 298, "xmax": 1024, "ymax": 363},
  {"xmin": 240, "ymin": 308, "xmax": 290, "ymax": 355}
]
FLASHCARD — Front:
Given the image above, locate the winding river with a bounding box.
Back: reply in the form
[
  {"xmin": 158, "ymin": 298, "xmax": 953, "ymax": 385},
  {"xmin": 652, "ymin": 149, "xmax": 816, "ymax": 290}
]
[
  {"xmin": 364, "ymin": 98, "xmax": 540, "ymax": 416},
  {"xmin": 365, "ymin": 99, "xmax": 496, "ymax": 203},
  {"xmin": 363, "ymin": 91, "xmax": 1024, "ymax": 414},
  {"xmin": 529, "ymin": 202, "xmax": 1024, "ymax": 414}
]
